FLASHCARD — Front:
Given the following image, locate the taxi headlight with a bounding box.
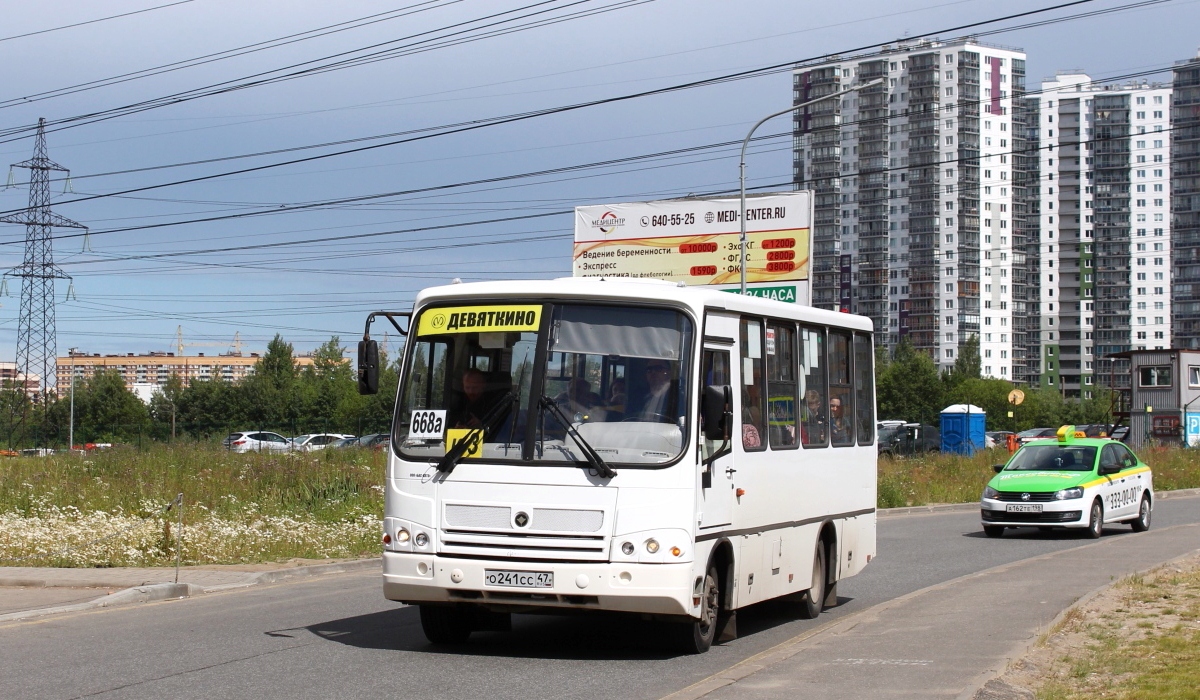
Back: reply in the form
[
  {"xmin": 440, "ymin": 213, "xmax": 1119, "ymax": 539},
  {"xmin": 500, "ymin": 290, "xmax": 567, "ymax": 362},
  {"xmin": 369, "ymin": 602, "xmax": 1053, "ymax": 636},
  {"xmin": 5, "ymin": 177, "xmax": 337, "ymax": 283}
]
[
  {"xmin": 982, "ymin": 486, "xmax": 1000, "ymax": 500},
  {"xmin": 1054, "ymin": 487, "xmax": 1084, "ymax": 500}
]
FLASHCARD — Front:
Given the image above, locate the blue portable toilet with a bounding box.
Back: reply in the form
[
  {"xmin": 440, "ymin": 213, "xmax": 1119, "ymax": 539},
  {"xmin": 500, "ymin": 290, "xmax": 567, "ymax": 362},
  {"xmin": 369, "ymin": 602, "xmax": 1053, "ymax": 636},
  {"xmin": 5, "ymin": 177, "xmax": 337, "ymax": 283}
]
[{"xmin": 940, "ymin": 404, "xmax": 986, "ymax": 455}]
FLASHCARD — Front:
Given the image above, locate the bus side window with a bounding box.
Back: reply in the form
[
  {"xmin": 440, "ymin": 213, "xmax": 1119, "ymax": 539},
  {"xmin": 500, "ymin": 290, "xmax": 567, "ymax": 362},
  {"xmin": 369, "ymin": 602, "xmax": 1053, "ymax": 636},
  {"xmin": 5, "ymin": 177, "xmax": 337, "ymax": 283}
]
[
  {"xmin": 740, "ymin": 318, "xmax": 766, "ymax": 451},
  {"xmin": 766, "ymin": 321, "xmax": 798, "ymax": 449},
  {"xmin": 829, "ymin": 331, "xmax": 854, "ymax": 446},
  {"xmin": 800, "ymin": 325, "xmax": 827, "ymax": 448},
  {"xmin": 854, "ymin": 333, "xmax": 875, "ymax": 446}
]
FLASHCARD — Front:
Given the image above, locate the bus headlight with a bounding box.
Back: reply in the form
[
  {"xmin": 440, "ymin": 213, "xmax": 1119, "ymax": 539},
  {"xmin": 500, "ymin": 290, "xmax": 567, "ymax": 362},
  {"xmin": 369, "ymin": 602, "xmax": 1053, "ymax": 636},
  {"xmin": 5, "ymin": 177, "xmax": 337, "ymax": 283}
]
[
  {"xmin": 621, "ymin": 542, "xmax": 635, "ymax": 556},
  {"xmin": 396, "ymin": 528, "xmax": 411, "ymax": 544},
  {"xmin": 1054, "ymin": 487, "xmax": 1084, "ymax": 500},
  {"xmin": 414, "ymin": 532, "xmax": 429, "ymax": 548},
  {"xmin": 645, "ymin": 539, "xmax": 660, "ymax": 554}
]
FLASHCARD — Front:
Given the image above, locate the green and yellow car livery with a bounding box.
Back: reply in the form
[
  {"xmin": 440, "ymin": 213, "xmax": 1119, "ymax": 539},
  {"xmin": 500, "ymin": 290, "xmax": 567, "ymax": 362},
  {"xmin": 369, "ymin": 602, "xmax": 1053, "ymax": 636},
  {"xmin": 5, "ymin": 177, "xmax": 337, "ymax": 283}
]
[{"xmin": 980, "ymin": 426, "xmax": 1153, "ymax": 538}]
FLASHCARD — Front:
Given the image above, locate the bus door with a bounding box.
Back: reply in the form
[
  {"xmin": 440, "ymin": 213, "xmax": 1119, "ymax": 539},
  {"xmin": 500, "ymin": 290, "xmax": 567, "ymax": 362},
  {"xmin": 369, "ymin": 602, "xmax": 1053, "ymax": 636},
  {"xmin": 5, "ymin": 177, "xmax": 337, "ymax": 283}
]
[{"xmin": 699, "ymin": 345, "xmax": 735, "ymax": 530}]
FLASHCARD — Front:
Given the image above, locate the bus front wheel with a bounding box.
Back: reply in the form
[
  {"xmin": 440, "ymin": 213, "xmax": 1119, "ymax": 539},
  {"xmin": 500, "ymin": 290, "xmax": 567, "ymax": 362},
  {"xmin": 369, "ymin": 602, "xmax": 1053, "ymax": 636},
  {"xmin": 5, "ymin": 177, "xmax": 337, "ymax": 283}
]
[
  {"xmin": 419, "ymin": 604, "xmax": 473, "ymax": 645},
  {"xmin": 799, "ymin": 542, "xmax": 826, "ymax": 619},
  {"xmin": 673, "ymin": 566, "xmax": 720, "ymax": 654}
]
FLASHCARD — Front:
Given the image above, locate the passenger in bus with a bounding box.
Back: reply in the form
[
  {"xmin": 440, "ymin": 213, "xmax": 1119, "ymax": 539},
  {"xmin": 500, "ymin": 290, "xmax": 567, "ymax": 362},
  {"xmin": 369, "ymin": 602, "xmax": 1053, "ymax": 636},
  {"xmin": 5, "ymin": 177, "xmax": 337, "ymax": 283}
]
[
  {"xmin": 555, "ymin": 378, "xmax": 603, "ymax": 418},
  {"xmin": 829, "ymin": 395, "xmax": 851, "ymax": 444},
  {"xmin": 802, "ymin": 389, "xmax": 826, "ymax": 444},
  {"xmin": 605, "ymin": 379, "xmax": 626, "ymax": 412},
  {"xmin": 633, "ymin": 361, "xmax": 675, "ymax": 422}
]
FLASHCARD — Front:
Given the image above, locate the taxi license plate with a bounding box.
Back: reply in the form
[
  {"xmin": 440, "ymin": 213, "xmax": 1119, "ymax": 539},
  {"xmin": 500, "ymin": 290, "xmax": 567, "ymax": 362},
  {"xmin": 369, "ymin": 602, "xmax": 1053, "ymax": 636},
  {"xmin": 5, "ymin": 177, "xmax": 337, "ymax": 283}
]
[
  {"xmin": 1005, "ymin": 504, "xmax": 1043, "ymax": 513},
  {"xmin": 484, "ymin": 570, "xmax": 553, "ymax": 588}
]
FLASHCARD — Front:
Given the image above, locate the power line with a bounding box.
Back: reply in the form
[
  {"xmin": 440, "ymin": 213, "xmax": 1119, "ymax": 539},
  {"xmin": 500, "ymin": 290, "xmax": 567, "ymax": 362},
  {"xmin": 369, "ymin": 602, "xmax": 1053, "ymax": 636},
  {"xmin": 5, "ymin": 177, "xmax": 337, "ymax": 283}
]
[
  {"xmin": 0, "ymin": 1, "xmax": 194, "ymax": 43},
  {"xmin": 0, "ymin": 0, "xmax": 651, "ymax": 142},
  {"xmin": 0, "ymin": 0, "xmax": 1165, "ymax": 222}
]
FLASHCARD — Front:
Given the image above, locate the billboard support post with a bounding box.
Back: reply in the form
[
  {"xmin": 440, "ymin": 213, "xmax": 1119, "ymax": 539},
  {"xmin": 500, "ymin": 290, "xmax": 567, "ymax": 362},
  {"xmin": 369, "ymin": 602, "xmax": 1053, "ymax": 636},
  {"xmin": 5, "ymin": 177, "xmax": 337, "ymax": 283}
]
[{"xmin": 739, "ymin": 79, "xmax": 883, "ymax": 295}]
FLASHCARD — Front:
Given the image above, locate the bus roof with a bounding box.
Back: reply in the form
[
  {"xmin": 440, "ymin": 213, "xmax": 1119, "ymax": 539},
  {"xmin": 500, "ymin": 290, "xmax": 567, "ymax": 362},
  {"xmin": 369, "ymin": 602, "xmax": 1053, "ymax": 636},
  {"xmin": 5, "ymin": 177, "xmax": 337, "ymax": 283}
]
[{"xmin": 413, "ymin": 278, "xmax": 874, "ymax": 332}]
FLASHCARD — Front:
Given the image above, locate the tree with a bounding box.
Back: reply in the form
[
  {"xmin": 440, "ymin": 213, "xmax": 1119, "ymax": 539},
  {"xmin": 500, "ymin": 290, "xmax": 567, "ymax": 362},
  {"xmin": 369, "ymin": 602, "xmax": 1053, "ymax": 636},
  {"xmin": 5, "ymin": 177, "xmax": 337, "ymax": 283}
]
[
  {"xmin": 71, "ymin": 370, "xmax": 149, "ymax": 442},
  {"xmin": 240, "ymin": 334, "xmax": 299, "ymax": 431},
  {"xmin": 946, "ymin": 334, "xmax": 981, "ymax": 387},
  {"xmin": 148, "ymin": 373, "xmax": 184, "ymax": 440},
  {"xmin": 876, "ymin": 339, "xmax": 944, "ymax": 425}
]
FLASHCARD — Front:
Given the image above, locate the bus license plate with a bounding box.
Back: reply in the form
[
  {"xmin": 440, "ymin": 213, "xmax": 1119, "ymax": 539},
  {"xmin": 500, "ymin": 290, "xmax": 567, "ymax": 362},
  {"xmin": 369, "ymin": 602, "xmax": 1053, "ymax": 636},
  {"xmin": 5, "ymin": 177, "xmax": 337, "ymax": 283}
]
[
  {"xmin": 484, "ymin": 570, "xmax": 553, "ymax": 588},
  {"xmin": 1005, "ymin": 504, "xmax": 1042, "ymax": 513}
]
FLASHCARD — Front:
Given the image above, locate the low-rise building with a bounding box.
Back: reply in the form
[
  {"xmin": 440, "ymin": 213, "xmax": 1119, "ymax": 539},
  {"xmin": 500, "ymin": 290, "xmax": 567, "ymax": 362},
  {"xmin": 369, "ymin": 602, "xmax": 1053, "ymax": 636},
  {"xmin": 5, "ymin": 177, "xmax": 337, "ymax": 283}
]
[{"xmin": 54, "ymin": 351, "xmax": 318, "ymax": 396}]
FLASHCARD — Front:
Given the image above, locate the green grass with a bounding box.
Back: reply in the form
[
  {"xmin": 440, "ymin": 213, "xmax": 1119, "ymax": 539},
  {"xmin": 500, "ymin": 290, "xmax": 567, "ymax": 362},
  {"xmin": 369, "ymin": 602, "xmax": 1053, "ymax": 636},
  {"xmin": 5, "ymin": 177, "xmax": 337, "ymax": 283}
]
[
  {"xmin": 1037, "ymin": 565, "xmax": 1200, "ymax": 700},
  {"xmin": 0, "ymin": 445, "xmax": 384, "ymax": 567},
  {"xmin": 1, "ymin": 443, "xmax": 1197, "ymax": 567},
  {"xmin": 0, "ymin": 443, "xmax": 383, "ymax": 521},
  {"xmin": 878, "ymin": 446, "xmax": 1200, "ymax": 508}
]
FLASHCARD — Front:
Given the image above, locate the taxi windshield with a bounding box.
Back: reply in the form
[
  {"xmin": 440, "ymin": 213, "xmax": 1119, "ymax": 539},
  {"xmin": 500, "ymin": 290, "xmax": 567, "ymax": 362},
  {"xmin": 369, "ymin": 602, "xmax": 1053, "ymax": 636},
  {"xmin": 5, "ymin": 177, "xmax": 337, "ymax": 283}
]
[{"xmin": 1004, "ymin": 444, "xmax": 1097, "ymax": 472}]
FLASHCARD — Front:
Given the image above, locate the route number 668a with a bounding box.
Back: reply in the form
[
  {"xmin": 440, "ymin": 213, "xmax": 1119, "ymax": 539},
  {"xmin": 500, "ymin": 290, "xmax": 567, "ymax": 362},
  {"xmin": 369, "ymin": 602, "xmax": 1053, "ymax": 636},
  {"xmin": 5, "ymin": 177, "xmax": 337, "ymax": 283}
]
[{"xmin": 409, "ymin": 410, "xmax": 446, "ymax": 439}]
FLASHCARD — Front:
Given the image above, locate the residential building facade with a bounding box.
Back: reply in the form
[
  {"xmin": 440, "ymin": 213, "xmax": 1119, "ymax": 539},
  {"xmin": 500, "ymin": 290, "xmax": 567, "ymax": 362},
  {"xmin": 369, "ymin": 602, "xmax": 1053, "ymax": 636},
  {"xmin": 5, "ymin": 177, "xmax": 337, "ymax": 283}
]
[
  {"xmin": 1035, "ymin": 74, "xmax": 1173, "ymax": 399},
  {"xmin": 792, "ymin": 38, "xmax": 1030, "ymax": 379},
  {"xmin": 54, "ymin": 351, "xmax": 317, "ymax": 396},
  {"xmin": 1173, "ymin": 52, "xmax": 1200, "ymax": 349}
]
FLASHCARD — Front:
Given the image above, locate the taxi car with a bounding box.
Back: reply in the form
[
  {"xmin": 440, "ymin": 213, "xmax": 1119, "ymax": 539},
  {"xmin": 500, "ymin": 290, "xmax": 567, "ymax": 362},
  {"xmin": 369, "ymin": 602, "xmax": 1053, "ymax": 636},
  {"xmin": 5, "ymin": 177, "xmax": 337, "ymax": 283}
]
[{"xmin": 980, "ymin": 426, "xmax": 1153, "ymax": 538}]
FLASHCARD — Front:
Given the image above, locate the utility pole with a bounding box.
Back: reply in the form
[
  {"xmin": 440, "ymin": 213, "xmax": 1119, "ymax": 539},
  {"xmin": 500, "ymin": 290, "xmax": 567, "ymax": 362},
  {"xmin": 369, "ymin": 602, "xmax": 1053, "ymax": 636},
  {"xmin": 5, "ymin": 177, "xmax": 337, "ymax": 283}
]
[
  {"xmin": 1, "ymin": 118, "xmax": 86, "ymax": 417},
  {"xmin": 68, "ymin": 347, "xmax": 75, "ymax": 451}
]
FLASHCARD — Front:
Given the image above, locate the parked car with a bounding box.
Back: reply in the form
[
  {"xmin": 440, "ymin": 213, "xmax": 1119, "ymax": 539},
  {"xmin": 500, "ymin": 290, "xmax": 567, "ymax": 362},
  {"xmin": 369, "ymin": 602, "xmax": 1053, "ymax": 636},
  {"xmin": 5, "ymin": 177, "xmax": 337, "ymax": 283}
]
[
  {"xmin": 330, "ymin": 433, "xmax": 390, "ymax": 450},
  {"xmin": 1016, "ymin": 427, "xmax": 1056, "ymax": 445},
  {"xmin": 291, "ymin": 433, "xmax": 355, "ymax": 452},
  {"xmin": 879, "ymin": 423, "xmax": 940, "ymax": 457},
  {"xmin": 985, "ymin": 431, "xmax": 1016, "ymax": 449},
  {"xmin": 1073, "ymin": 424, "xmax": 1110, "ymax": 438},
  {"xmin": 223, "ymin": 431, "xmax": 292, "ymax": 453}
]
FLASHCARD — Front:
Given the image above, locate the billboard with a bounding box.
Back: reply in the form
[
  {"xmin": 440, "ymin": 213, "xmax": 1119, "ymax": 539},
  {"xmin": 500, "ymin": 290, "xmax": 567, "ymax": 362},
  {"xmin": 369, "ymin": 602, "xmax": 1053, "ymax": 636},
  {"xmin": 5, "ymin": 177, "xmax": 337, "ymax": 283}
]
[{"xmin": 573, "ymin": 193, "xmax": 813, "ymax": 304}]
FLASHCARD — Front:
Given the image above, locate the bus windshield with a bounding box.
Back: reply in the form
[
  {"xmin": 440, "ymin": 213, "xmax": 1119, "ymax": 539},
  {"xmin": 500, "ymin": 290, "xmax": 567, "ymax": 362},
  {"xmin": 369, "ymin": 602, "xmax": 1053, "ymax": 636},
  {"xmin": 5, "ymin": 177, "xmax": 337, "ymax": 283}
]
[{"xmin": 396, "ymin": 302, "xmax": 693, "ymax": 467}]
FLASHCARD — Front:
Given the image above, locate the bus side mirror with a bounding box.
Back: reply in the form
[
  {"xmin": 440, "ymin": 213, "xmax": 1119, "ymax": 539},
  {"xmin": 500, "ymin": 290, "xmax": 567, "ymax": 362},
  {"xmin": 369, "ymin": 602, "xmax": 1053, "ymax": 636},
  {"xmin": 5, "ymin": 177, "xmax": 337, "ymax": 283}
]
[
  {"xmin": 992, "ymin": 464, "xmax": 1005, "ymax": 473},
  {"xmin": 357, "ymin": 339, "xmax": 379, "ymax": 395},
  {"xmin": 701, "ymin": 385, "xmax": 731, "ymax": 441}
]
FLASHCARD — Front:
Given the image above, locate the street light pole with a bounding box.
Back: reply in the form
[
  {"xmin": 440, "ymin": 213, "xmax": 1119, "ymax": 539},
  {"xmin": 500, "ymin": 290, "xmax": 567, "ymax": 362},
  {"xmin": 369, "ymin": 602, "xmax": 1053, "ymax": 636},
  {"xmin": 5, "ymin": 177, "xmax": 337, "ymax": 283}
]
[
  {"xmin": 739, "ymin": 78, "xmax": 884, "ymax": 295},
  {"xmin": 68, "ymin": 348, "xmax": 76, "ymax": 452}
]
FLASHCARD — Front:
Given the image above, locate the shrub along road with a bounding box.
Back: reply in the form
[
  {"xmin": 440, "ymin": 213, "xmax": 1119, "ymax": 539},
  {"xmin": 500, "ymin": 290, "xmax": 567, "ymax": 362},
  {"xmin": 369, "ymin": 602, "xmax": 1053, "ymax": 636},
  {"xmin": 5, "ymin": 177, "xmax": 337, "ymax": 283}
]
[{"xmin": 2, "ymin": 494, "xmax": 1198, "ymax": 700}]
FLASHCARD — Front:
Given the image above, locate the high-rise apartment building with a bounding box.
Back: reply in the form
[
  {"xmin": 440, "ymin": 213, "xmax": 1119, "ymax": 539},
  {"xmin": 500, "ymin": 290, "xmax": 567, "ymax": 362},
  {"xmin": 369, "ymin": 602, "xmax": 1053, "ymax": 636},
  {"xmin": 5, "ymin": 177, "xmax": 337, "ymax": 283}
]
[
  {"xmin": 1034, "ymin": 74, "xmax": 1172, "ymax": 398},
  {"xmin": 792, "ymin": 39, "xmax": 1031, "ymax": 379},
  {"xmin": 1173, "ymin": 52, "xmax": 1200, "ymax": 349}
]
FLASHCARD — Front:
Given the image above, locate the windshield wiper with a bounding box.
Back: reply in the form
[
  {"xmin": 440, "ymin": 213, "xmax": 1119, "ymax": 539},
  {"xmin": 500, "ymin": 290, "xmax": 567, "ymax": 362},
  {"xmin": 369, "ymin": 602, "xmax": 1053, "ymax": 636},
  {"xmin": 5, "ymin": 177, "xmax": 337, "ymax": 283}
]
[
  {"xmin": 436, "ymin": 391, "xmax": 517, "ymax": 475},
  {"xmin": 538, "ymin": 395, "xmax": 616, "ymax": 479}
]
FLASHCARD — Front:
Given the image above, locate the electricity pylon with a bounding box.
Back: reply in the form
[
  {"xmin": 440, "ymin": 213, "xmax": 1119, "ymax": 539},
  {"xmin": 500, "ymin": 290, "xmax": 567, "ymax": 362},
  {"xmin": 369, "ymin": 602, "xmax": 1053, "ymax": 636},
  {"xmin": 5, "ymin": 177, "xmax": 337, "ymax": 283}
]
[{"xmin": 1, "ymin": 118, "xmax": 86, "ymax": 399}]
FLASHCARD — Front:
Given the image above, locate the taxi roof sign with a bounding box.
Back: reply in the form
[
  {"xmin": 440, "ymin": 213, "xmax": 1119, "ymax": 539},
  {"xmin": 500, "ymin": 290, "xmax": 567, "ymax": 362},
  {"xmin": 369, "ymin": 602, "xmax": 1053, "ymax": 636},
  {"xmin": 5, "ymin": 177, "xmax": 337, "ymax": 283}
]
[{"xmin": 1057, "ymin": 425, "xmax": 1077, "ymax": 442}]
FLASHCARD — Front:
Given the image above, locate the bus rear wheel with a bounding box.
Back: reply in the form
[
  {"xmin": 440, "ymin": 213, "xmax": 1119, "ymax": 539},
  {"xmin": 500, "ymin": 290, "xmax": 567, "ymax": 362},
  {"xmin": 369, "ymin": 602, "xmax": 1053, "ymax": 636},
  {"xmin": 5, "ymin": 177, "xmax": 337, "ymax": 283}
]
[
  {"xmin": 673, "ymin": 566, "xmax": 719, "ymax": 654},
  {"xmin": 419, "ymin": 604, "xmax": 473, "ymax": 645},
  {"xmin": 799, "ymin": 542, "xmax": 827, "ymax": 619}
]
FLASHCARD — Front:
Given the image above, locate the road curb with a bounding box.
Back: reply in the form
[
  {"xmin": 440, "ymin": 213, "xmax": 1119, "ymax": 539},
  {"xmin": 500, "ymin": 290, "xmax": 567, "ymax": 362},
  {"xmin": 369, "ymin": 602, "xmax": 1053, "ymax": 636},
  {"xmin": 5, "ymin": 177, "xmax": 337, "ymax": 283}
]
[{"xmin": 0, "ymin": 558, "xmax": 380, "ymax": 622}]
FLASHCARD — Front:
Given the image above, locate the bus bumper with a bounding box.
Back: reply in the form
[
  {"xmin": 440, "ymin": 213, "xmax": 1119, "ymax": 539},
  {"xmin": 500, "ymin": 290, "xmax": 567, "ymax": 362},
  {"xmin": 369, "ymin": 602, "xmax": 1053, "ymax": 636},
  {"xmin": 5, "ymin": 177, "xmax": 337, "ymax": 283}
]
[{"xmin": 382, "ymin": 551, "xmax": 696, "ymax": 616}]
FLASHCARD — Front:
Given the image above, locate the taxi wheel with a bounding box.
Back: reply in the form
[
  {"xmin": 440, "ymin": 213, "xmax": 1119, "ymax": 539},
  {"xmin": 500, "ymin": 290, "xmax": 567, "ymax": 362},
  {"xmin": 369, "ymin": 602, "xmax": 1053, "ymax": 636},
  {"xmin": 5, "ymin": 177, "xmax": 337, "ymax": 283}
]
[
  {"xmin": 1085, "ymin": 500, "xmax": 1104, "ymax": 539},
  {"xmin": 799, "ymin": 542, "xmax": 827, "ymax": 619},
  {"xmin": 983, "ymin": 525, "xmax": 1005, "ymax": 538},
  {"xmin": 419, "ymin": 604, "xmax": 472, "ymax": 645},
  {"xmin": 1130, "ymin": 495, "xmax": 1152, "ymax": 532}
]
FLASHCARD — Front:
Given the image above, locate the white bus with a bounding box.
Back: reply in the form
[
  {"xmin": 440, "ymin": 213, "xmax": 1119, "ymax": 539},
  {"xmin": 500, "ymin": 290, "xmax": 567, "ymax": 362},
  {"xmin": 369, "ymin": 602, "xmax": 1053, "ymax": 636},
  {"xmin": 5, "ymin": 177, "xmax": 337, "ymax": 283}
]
[{"xmin": 359, "ymin": 278, "xmax": 877, "ymax": 653}]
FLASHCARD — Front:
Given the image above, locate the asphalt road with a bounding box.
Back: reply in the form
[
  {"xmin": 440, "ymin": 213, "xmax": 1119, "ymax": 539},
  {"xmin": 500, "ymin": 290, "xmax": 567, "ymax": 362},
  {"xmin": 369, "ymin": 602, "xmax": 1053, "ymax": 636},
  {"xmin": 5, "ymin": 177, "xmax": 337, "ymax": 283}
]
[{"xmin": 3, "ymin": 496, "xmax": 1197, "ymax": 700}]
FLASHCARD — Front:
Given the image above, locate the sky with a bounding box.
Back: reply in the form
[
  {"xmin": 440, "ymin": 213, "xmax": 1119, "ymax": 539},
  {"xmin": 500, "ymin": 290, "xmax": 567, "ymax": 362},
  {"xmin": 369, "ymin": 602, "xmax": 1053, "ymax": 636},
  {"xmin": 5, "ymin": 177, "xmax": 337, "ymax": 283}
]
[{"xmin": 0, "ymin": 0, "xmax": 1196, "ymax": 369}]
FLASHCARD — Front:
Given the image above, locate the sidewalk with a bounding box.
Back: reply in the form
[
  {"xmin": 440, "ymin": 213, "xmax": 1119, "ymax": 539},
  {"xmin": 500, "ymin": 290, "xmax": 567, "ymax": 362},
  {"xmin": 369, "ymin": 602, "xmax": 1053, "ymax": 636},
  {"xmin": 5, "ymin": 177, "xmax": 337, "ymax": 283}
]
[
  {"xmin": 664, "ymin": 520, "xmax": 1200, "ymax": 700},
  {"xmin": 0, "ymin": 557, "xmax": 379, "ymax": 621}
]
